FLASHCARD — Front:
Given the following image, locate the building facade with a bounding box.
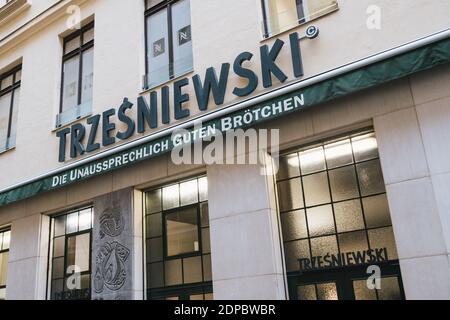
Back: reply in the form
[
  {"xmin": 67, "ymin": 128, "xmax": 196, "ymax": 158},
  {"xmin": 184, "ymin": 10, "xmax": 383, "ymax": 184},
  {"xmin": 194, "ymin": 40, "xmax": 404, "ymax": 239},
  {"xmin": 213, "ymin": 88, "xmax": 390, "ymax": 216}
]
[{"xmin": 0, "ymin": 0, "xmax": 449, "ymax": 300}]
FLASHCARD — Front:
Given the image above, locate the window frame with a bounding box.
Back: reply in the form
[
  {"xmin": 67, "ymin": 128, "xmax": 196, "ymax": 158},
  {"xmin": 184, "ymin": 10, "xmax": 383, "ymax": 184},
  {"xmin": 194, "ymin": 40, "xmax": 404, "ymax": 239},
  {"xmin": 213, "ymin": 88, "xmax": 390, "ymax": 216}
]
[
  {"xmin": 59, "ymin": 21, "xmax": 95, "ymax": 115},
  {"xmin": 0, "ymin": 227, "xmax": 11, "ymax": 299},
  {"xmin": 0, "ymin": 64, "xmax": 21, "ymax": 152},
  {"xmin": 144, "ymin": 0, "xmax": 192, "ymax": 89},
  {"xmin": 47, "ymin": 207, "xmax": 93, "ymax": 301},
  {"xmin": 144, "ymin": 175, "xmax": 212, "ymax": 300}
]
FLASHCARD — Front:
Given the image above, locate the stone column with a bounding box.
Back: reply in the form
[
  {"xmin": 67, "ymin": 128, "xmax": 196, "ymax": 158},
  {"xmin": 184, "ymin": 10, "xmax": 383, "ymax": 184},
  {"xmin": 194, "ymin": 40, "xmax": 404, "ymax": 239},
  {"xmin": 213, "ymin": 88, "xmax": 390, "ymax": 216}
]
[
  {"xmin": 6, "ymin": 213, "xmax": 49, "ymax": 300},
  {"xmin": 92, "ymin": 188, "xmax": 143, "ymax": 300},
  {"xmin": 207, "ymin": 164, "xmax": 287, "ymax": 300}
]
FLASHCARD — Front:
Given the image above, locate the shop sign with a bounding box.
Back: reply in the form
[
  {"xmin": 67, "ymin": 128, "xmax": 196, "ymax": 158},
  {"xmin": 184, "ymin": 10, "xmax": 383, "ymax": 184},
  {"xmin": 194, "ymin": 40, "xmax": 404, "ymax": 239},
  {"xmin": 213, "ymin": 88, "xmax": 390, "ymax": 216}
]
[
  {"xmin": 298, "ymin": 248, "xmax": 389, "ymax": 272},
  {"xmin": 56, "ymin": 28, "xmax": 318, "ymax": 162}
]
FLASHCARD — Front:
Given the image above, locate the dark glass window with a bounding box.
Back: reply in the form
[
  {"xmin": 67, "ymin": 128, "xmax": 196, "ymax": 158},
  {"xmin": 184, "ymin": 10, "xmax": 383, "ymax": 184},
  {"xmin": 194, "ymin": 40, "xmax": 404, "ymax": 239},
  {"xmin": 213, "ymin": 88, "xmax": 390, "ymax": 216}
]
[
  {"xmin": 0, "ymin": 228, "xmax": 11, "ymax": 300},
  {"xmin": 0, "ymin": 65, "xmax": 21, "ymax": 153},
  {"xmin": 261, "ymin": 0, "xmax": 338, "ymax": 38},
  {"xmin": 49, "ymin": 207, "xmax": 93, "ymax": 300},
  {"xmin": 145, "ymin": 176, "xmax": 213, "ymax": 300},
  {"xmin": 144, "ymin": 0, "xmax": 193, "ymax": 89},
  {"xmin": 277, "ymin": 131, "xmax": 404, "ymax": 300},
  {"xmin": 58, "ymin": 22, "xmax": 94, "ymax": 127}
]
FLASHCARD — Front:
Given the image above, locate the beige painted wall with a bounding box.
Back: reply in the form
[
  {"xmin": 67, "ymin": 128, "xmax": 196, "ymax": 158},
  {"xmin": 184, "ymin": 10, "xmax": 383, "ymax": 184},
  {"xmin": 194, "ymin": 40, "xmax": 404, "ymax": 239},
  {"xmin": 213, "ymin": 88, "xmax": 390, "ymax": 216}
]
[{"xmin": 0, "ymin": 0, "xmax": 449, "ymax": 190}]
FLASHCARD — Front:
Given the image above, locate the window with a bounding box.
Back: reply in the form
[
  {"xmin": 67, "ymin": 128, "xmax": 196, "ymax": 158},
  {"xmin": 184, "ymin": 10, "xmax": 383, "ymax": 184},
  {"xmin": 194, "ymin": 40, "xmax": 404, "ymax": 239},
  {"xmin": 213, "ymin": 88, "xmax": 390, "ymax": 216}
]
[
  {"xmin": 48, "ymin": 207, "xmax": 93, "ymax": 300},
  {"xmin": 277, "ymin": 131, "xmax": 404, "ymax": 300},
  {"xmin": 0, "ymin": 65, "xmax": 21, "ymax": 153},
  {"xmin": 145, "ymin": 176, "xmax": 213, "ymax": 300},
  {"xmin": 261, "ymin": 0, "xmax": 338, "ymax": 38},
  {"xmin": 58, "ymin": 22, "xmax": 94, "ymax": 127},
  {"xmin": 144, "ymin": 0, "xmax": 193, "ymax": 89},
  {"xmin": 0, "ymin": 228, "xmax": 10, "ymax": 300},
  {"xmin": 0, "ymin": 0, "xmax": 13, "ymax": 8}
]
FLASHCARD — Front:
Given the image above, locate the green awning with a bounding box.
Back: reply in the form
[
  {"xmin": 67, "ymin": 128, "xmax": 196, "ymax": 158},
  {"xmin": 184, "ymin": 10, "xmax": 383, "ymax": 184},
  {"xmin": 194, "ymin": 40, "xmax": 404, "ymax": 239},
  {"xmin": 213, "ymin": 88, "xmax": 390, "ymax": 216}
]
[{"xmin": 1, "ymin": 36, "xmax": 449, "ymax": 207}]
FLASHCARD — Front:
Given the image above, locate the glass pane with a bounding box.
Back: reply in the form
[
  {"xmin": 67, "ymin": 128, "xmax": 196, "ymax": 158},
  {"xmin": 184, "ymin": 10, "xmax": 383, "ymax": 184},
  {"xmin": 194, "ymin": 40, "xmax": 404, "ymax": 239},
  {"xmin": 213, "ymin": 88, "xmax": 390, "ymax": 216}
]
[
  {"xmin": 352, "ymin": 133, "xmax": 378, "ymax": 162},
  {"xmin": 200, "ymin": 202, "xmax": 209, "ymax": 227},
  {"xmin": 0, "ymin": 92, "xmax": 11, "ymax": 147},
  {"xmin": 83, "ymin": 27, "xmax": 94, "ymax": 44},
  {"xmin": 147, "ymin": 213, "xmax": 162, "ymax": 238},
  {"xmin": 277, "ymin": 178, "xmax": 303, "ymax": 211},
  {"xmin": 146, "ymin": 0, "xmax": 165, "ymax": 9},
  {"xmin": 281, "ymin": 210, "xmax": 308, "ymax": 241},
  {"xmin": 1, "ymin": 74, "xmax": 13, "ymax": 89},
  {"xmin": 329, "ymin": 166, "xmax": 359, "ymax": 202},
  {"xmin": 299, "ymin": 147, "xmax": 326, "ymax": 175},
  {"xmin": 306, "ymin": 205, "xmax": 335, "ymax": 237},
  {"xmin": 203, "ymin": 254, "xmax": 212, "ymax": 281},
  {"xmin": 310, "ymin": 235, "xmax": 338, "ymax": 258},
  {"xmin": 66, "ymin": 212, "xmax": 79, "ymax": 234},
  {"xmin": 54, "ymin": 215, "xmax": 66, "ymax": 237},
  {"xmin": 368, "ymin": 227, "xmax": 398, "ymax": 260},
  {"xmin": 190, "ymin": 294, "xmax": 204, "ymax": 300},
  {"xmin": 53, "ymin": 236, "xmax": 65, "ymax": 258},
  {"xmin": 357, "ymin": 160, "xmax": 385, "ymax": 196},
  {"xmin": 278, "ymin": 153, "xmax": 300, "ymax": 180},
  {"xmin": 162, "ymin": 184, "xmax": 179, "ymax": 210},
  {"xmin": 183, "ymin": 256, "xmax": 202, "ymax": 284},
  {"xmin": 165, "ymin": 207, "xmax": 199, "ymax": 256},
  {"xmin": 166, "ymin": 296, "xmax": 179, "ymax": 300},
  {"xmin": 146, "ymin": 8, "xmax": 170, "ymax": 87},
  {"xmin": 62, "ymin": 55, "xmax": 80, "ymax": 112},
  {"xmin": 316, "ymin": 282, "xmax": 338, "ymax": 300},
  {"xmin": 363, "ymin": 194, "xmax": 392, "ymax": 228},
  {"xmin": 147, "ymin": 262, "xmax": 164, "ymax": 288},
  {"xmin": 165, "ymin": 259, "xmax": 182, "ymax": 286},
  {"xmin": 378, "ymin": 277, "xmax": 402, "ymax": 300},
  {"xmin": 198, "ymin": 177, "xmax": 208, "ymax": 202},
  {"xmin": 334, "ymin": 200, "xmax": 365, "ymax": 233},
  {"xmin": 52, "ymin": 257, "xmax": 65, "ymax": 279},
  {"xmin": 9, "ymin": 87, "xmax": 20, "ymax": 146},
  {"xmin": 66, "ymin": 233, "xmax": 90, "ymax": 273},
  {"xmin": 284, "ymin": 239, "xmax": 310, "ymax": 272},
  {"xmin": 325, "ymin": 139, "xmax": 353, "ymax": 169},
  {"xmin": 353, "ymin": 279, "xmax": 377, "ymax": 300},
  {"xmin": 14, "ymin": 69, "xmax": 21, "ymax": 82},
  {"xmin": 338, "ymin": 231, "xmax": 368, "ymax": 256},
  {"xmin": 0, "ymin": 288, "xmax": 5, "ymax": 300},
  {"xmin": 303, "ymin": 172, "xmax": 330, "ymax": 207},
  {"xmin": 146, "ymin": 189, "xmax": 162, "ymax": 214},
  {"xmin": 202, "ymin": 227, "xmax": 211, "ymax": 254},
  {"xmin": 81, "ymin": 47, "xmax": 94, "ymax": 104},
  {"xmin": 64, "ymin": 36, "xmax": 81, "ymax": 54},
  {"xmin": 78, "ymin": 208, "xmax": 92, "ymax": 231},
  {"xmin": 297, "ymin": 285, "xmax": 317, "ymax": 300},
  {"xmin": 1, "ymin": 231, "xmax": 10, "ymax": 250},
  {"xmin": 51, "ymin": 279, "xmax": 64, "ymax": 300},
  {"xmin": 180, "ymin": 179, "xmax": 198, "ymax": 206},
  {"xmin": 0, "ymin": 252, "xmax": 8, "ymax": 286},
  {"xmin": 172, "ymin": 0, "xmax": 193, "ymax": 76},
  {"xmin": 147, "ymin": 237, "xmax": 163, "ymax": 263},
  {"xmin": 204, "ymin": 293, "xmax": 214, "ymax": 300},
  {"xmin": 263, "ymin": 0, "xmax": 300, "ymax": 36}
]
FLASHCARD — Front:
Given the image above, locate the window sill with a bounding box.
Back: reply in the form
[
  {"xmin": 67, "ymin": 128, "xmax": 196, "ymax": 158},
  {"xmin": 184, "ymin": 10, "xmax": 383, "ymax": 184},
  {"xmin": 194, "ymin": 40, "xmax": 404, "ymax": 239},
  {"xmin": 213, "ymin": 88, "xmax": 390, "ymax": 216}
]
[
  {"xmin": 53, "ymin": 101, "xmax": 93, "ymax": 131},
  {"xmin": 260, "ymin": 6, "xmax": 339, "ymax": 42},
  {"xmin": 0, "ymin": 145, "xmax": 15, "ymax": 156},
  {"xmin": 140, "ymin": 68, "xmax": 194, "ymax": 95},
  {"xmin": 0, "ymin": 0, "xmax": 31, "ymax": 26}
]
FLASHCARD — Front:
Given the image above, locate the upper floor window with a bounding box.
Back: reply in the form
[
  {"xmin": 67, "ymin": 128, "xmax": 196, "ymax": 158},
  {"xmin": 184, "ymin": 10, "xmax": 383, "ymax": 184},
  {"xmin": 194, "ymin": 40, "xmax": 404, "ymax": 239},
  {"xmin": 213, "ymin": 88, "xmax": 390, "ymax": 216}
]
[
  {"xmin": 144, "ymin": 0, "xmax": 193, "ymax": 89},
  {"xmin": 57, "ymin": 22, "xmax": 94, "ymax": 128},
  {"xmin": 0, "ymin": 65, "xmax": 21, "ymax": 153},
  {"xmin": 0, "ymin": 228, "xmax": 11, "ymax": 300},
  {"xmin": 48, "ymin": 207, "xmax": 93, "ymax": 300},
  {"xmin": 261, "ymin": 0, "xmax": 338, "ymax": 38}
]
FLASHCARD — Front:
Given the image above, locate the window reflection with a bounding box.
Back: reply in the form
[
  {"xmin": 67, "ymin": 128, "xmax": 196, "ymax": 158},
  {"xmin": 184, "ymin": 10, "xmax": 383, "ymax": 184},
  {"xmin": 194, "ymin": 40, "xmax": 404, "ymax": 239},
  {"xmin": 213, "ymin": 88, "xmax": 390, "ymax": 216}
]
[{"xmin": 165, "ymin": 207, "xmax": 199, "ymax": 256}]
